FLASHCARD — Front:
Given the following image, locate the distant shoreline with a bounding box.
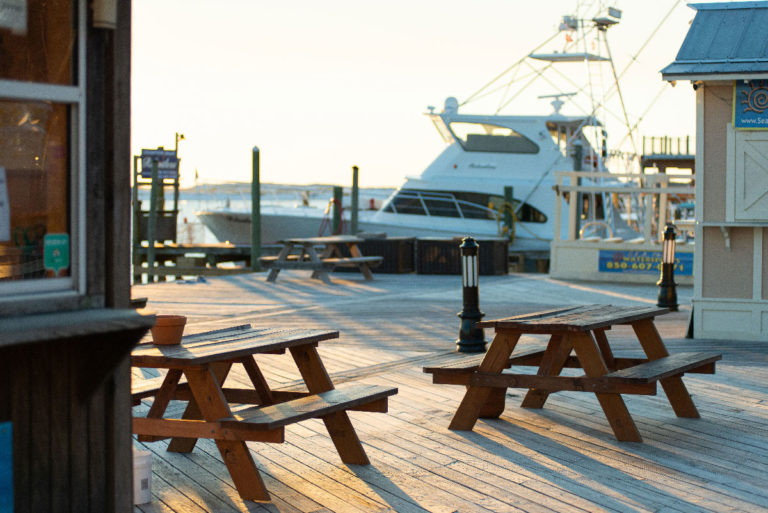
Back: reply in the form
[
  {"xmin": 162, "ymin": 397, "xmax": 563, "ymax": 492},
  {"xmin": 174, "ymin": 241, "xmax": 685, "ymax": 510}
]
[{"xmin": 180, "ymin": 182, "xmax": 395, "ymax": 196}]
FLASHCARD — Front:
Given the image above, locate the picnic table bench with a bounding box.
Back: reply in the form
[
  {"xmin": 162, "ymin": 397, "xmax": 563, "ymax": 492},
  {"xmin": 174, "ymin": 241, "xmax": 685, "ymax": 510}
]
[
  {"xmin": 424, "ymin": 304, "xmax": 722, "ymax": 442},
  {"xmin": 259, "ymin": 235, "xmax": 383, "ymax": 284},
  {"xmin": 131, "ymin": 324, "xmax": 397, "ymax": 502}
]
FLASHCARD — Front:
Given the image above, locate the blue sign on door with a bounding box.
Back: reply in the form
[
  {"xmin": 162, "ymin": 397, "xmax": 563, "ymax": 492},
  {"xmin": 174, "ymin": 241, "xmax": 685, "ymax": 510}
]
[
  {"xmin": 734, "ymin": 80, "xmax": 768, "ymax": 129},
  {"xmin": 0, "ymin": 422, "xmax": 12, "ymax": 513}
]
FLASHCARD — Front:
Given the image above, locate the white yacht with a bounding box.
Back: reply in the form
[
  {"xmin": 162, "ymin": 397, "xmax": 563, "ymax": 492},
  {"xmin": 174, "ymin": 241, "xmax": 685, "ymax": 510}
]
[{"xmin": 197, "ymin": 6, "xmax": 638, "ymax": 251}]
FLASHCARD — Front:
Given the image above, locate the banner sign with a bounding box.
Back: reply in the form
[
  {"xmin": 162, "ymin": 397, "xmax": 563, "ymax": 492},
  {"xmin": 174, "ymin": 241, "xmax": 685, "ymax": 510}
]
[
  {"xmin": 140, "ymin": 148, "xmax": 179, "ymax": 179},
  {"xmin": 598, "ymin": 250, "xmax": 693, "ymax": 276},
  {"xmin": 734, "ymin": 80, "xmax": 768, "ymax": 129}
]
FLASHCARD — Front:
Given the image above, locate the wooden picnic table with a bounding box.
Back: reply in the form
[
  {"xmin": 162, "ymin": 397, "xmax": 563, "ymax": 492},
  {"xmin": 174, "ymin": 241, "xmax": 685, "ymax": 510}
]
[
  {"xmin": 259, "ymin": 235, "xmax": 383, "ymax": 284},
  {"xmin": 131, "ymin": 324, "xmax": 397, "ymax": 502},
  {"xmin": 424, "ymin": 304, "xmax": 722, "ymax": 442}
]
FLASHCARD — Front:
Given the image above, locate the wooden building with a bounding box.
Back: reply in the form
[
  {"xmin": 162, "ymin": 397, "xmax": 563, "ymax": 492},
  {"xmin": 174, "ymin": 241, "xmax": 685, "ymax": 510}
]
[
  {"xmin": 0, "ymin": 1, "xmax": 152, "ymax": 512},
  {"xmin": 662, "ymin": 1, "xmax": 768, "ymax": 341}
]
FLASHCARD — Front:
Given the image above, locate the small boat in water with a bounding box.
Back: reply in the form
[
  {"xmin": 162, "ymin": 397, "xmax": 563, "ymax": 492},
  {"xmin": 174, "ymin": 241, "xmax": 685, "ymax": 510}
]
[{"xmin": 197, "ymin": 6, "xmax": 646, "ymax": 251}]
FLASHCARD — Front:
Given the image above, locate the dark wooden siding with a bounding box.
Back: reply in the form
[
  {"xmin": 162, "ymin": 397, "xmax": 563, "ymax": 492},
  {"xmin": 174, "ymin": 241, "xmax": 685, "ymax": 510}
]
[{"xmin": 1, "ymin": 328, "xmax": 142, "ymax": 513}]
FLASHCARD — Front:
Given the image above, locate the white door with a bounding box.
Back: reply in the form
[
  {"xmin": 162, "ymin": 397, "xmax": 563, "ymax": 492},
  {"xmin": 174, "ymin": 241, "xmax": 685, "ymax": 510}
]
[{"xmin": 730, "ymin": 127, "xmax": 768, "ymax": 221}]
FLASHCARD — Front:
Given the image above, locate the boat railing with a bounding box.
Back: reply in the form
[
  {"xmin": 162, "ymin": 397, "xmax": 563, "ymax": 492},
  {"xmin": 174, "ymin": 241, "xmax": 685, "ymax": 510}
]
[{"xmin": 552, "ymin": 171, "xmax": 695, "ymax": 244}]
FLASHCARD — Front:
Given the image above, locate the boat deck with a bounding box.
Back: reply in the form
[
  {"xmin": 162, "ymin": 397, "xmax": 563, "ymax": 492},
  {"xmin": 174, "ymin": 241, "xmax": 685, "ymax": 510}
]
[{"xmin": 132, "ymin": 271, "xmax": 768, "ymax": 512}]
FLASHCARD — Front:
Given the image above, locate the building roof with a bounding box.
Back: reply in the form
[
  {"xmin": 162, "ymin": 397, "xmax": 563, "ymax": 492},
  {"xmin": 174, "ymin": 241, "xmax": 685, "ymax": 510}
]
[{"xmin": 661, "ymin": 1, "xmax": 768, "ymax": 81}]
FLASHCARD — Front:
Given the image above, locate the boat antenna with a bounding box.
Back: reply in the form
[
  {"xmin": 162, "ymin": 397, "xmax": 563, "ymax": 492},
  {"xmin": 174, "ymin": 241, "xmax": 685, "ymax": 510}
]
[{"xmin": 537, "ymin": 92, "xmax": 577, "ymax": 114}]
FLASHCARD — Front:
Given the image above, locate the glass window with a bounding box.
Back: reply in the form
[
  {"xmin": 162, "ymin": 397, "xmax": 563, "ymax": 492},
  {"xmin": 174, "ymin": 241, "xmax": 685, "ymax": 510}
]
[
  {"xmin": 0, "ymin": 0, "xmax": 76, "ymax": 85},
  {"xmin": 0, "ymin": 101, "xmax": 70, "ymax": 281},
  {"xmin": 449, "ymin": 122, "xmax": 539, "ymax": 154},
  {"xmin": 0, "ymin": 0, "xmax": 80, "ymax": 291},
  {"xmin": 391, "ymin": 193, "xmax": 426, "ymax": 215},
  {"xmin": 423, "ymin": 197, "xmax": 460, "ymax": 218},
  {"xmin": 383, "ymin": 189, "xmax": 547, "ymax": 223}
]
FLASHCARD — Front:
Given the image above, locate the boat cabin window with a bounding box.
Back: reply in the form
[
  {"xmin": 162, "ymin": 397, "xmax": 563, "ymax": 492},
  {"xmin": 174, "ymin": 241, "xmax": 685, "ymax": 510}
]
[
  {"xmin": 382, "ymin": 189, "xmax": 547, "ymax": 223},
  {"xmin": 390, "ymin": 193, "xmax": 427, "ymax": 215},
  {"xmin": 449, "ymin": 122, "xmax": 539, "ymax": 154},
  {"xmin": 422, "ymin": 194, "xmax": 461, "ymax": 218}
]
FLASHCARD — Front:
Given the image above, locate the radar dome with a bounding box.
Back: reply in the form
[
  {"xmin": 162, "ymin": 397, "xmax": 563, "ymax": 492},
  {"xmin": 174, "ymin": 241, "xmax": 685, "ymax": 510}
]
[{"xmin": 443, "ymin": 97, "xmax": 459, "ymax": 114}]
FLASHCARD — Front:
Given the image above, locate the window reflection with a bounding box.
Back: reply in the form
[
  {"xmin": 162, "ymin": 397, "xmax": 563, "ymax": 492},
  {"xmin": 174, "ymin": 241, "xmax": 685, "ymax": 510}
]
[
  {"xmin": 0, "ymin": 101, "xmax": 69, "ymax": 280},
  {"xmin": 0, "ymin": 0, "xmax": 75, "ymax": 85}
]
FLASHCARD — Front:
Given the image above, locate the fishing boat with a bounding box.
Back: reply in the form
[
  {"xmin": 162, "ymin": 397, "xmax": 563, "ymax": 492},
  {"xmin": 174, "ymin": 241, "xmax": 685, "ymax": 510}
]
[{"xmin": 197, "ymin": 5, "xmax": 651, "ymax": 251}]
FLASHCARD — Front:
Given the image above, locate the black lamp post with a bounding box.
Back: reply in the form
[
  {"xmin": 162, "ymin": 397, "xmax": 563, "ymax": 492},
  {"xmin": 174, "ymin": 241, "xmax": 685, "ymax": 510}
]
[
  {"xmin": 457, "ymin": 237, "xmax": 486, "ymax": 353},
  {"xmin": 657, "ymin": 223, "xmax": 678, "ymax": 311}
]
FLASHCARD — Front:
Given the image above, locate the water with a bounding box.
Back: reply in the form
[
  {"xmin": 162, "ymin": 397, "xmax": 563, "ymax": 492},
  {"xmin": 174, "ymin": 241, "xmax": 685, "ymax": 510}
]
[{"xmin": 137, "ymin": 183, "xmax": 394, "ymax": 244}]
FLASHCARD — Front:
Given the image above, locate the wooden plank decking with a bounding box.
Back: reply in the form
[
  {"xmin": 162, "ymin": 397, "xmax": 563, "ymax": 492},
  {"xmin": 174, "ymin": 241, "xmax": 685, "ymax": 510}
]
[{"xmin": 132, "ymin": 271, "xmax": 768, "ymax": 512}]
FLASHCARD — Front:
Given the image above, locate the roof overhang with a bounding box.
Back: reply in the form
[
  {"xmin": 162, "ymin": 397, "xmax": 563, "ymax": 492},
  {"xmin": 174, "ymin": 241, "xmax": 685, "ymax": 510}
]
[
  {"xmin": 663, "ymin": 73, "xmax": 768, "ymax": 82},
  {"xmin": 660, "ymin": 1, "xmax": 768, "ymax": 82}
]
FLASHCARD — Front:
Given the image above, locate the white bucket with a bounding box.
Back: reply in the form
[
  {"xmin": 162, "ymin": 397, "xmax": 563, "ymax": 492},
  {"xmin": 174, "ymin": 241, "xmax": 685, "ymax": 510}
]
[{"xmin": 133, "ymin": 447, "xmax": 153, "ymax": 505}]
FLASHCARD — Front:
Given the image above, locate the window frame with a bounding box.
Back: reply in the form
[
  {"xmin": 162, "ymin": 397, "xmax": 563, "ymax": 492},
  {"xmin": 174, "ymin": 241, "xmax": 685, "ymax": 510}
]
[{"xmin": 0, "ymin": 0, "xmax": 86, "ymax": 301}]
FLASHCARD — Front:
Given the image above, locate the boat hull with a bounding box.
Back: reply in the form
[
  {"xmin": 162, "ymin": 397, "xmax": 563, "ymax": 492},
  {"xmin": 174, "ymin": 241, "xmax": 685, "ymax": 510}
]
[{"xmin": 196, "ymin": 209, "xmax": 550, "ymax": 251}]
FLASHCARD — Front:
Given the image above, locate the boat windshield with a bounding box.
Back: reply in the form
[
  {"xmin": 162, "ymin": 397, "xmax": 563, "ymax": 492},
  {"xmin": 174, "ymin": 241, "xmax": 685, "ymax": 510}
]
[
  {"xmin": 381, "ymin": 189, "xmax": 547, "ymax": 223},
  {"xmin": 449, "ymin": 122, "xmax": 539, "ymax": 154}
]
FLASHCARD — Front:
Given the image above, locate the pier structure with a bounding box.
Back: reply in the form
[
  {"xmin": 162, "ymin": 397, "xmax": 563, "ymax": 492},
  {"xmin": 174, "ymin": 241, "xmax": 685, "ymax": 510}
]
[{"xmin": 131, "ymin": 271, "xmax": 768, "ymax": 512}]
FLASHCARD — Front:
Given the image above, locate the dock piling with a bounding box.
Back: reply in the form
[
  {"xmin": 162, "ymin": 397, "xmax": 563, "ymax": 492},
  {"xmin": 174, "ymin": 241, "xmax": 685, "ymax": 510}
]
[
  {"xmin": 147, "ymin": 159, "xmax": 159, "ymax": 282},
  {"xmin": 351, "ymin": 166, "xmax": 359, "ymax": 234},
  {"xmin": 251, "ymin": 147, "xmax": 262, "ymax": 271}
]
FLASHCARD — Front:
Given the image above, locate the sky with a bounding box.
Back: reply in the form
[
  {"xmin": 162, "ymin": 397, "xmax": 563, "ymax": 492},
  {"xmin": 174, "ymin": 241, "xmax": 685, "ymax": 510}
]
[{"xmin": 131, "ymin": 0, "xmax": 710, "ymax": 188}]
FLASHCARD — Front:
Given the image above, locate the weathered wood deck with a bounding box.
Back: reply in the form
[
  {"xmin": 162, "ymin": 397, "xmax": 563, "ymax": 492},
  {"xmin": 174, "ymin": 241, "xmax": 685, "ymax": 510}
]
[{"xmin": 132, "ymin": 271, "xmax": 768, "ymax": 512}]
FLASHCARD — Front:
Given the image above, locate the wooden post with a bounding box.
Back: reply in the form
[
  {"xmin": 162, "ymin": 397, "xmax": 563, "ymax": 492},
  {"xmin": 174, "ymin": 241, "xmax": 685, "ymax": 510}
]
[
  {"xmin": 351, "ymin": 166, "xmax": 359, "ymax": 235},
  {"xmin": 553, "ymin": 175, "xmax": 563, "ymax": 243},
  {"xmin": 332, "ymin": 186, "xmax": 343, "ymax": 235},
  {"xmin": 503, "ymin": 186, "xmax": 514, "ymax": 240},
  {"xmin": 131, "ymin": 156, "xmax": 141, "ymax": 284},
  {"xmin": 251, "ymin": 147, "xmax": 261, "ymax": 271},
  {"xmin": 147, "ymin": 159, "xmax": 159, "ymax": 282},
  {"xmin": 567, "ymin": 174, "xmax": 579, "ymax": 241}
]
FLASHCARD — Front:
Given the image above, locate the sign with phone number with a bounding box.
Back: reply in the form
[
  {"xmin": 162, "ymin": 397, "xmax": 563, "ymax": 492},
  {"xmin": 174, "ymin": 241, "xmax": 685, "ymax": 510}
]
[{"xmin": 598, "ymin": 250, "xmax": 693, "ymax": 276}]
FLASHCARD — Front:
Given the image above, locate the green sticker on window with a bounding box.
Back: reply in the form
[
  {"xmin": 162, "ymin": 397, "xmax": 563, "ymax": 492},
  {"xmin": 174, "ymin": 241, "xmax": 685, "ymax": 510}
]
[{"xmin": 44, "ymin": 233, "xmax": 70, "ymax": 274}]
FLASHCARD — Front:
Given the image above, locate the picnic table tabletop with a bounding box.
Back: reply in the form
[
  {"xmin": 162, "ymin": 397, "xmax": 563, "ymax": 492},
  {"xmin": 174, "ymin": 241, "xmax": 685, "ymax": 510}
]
[
  {"xmin": 132, "ymin": 326, "xmax": 339, "ymax": 367},
  {"xmin": 476, "ymin": 304, "xmax": 670, "ymax": 333}
]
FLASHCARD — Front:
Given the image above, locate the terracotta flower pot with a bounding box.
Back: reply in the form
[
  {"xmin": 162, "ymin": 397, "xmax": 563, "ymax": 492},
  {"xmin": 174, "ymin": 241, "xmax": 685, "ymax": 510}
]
[{"xmin": 150, "ymin": 315, "xmax": 187, "ymax": 345}]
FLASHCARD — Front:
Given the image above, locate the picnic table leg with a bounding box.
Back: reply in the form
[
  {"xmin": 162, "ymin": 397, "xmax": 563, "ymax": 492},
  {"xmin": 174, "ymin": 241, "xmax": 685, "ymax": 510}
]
[
  {"xmin": 593, "ymin": 329, "xmax": 616, "ymax": 370},
  {"xmin": 479, "ymin": 388, "xmax": 508, "ymax": 419},
  {"xmin": 267, "ymin": 243, "xmax": 294, "ymax": 282},
  {"xmin": 449, "ymin": 332, "xmax": 520, "ymax": 431},
  {"xmin": 307, "ymin": 244, "xmax": 333, "ymax": 284},
  {"xmin": 520, "ymin": 333, "xmax": 572, "ymax": 409},
  {"xmin": 571, "ymin": 331, "xmax": 642, "ymax": 442},
  {"xmin": 240, "ymin": 356, "xmax": 276, "ymax": 406},
  {"xmin": 632, "ymin": 319, "xmax": 700, "ymax": 418},
  {"xmin": 168, "ymin": 361, "xmax": 232, "ymax": 453},
  {"xmin": 348, "ymin": 243, "xmax": 375, "ymax": 281},
  {"xmin": 289, "ymin": 344, "xmax": 369, "ymax": 464},
  {"xmin": 137, "ymin": 369, "xmax": 183, "ymax": 443},
  {"xmin": 184, "ymin": 365, "xmax": 270, "ymax": 502}
]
